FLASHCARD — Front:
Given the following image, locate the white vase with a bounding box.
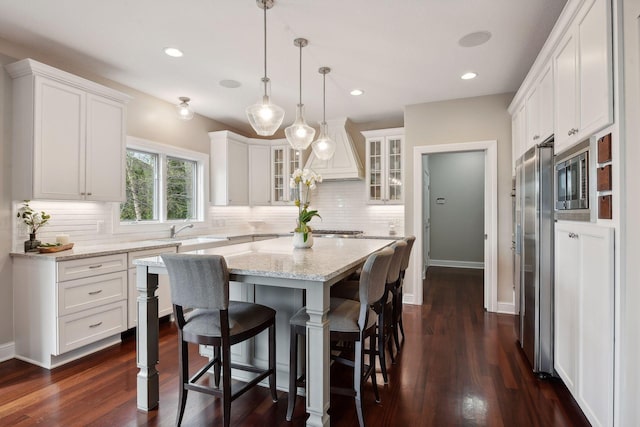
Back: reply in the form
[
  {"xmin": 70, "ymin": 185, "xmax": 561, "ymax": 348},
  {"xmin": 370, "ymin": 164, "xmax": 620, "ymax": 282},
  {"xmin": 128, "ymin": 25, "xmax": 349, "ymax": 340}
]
[{"xmin": 293, "ymin": 231, "xmax": 314, "ymax": 249}]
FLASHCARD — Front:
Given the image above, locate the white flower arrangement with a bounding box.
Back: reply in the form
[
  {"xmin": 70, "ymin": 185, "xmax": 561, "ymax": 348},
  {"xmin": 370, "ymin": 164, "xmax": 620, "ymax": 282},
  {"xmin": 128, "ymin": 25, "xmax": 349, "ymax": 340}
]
[{"xmin": 290, "ymin": 168, "xmax": 322, "ymax": 241}]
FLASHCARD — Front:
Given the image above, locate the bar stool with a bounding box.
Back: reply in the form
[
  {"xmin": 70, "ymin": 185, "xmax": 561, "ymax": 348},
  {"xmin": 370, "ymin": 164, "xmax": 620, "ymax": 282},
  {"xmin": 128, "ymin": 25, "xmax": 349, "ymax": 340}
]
[
  {"xmin": 392, "ymin": 236, "xmax": 415, "ymax": 350},
  {"xmin": 330, "ymin": 240, "xmax": 406, "ymax": 383},
  {"xmin": 286, "ymin": 247, "xmax": 394, "ymax": 427},
  {"xmin": 161, "ymin": 254, "xmax": 277, "ymax": 427}
]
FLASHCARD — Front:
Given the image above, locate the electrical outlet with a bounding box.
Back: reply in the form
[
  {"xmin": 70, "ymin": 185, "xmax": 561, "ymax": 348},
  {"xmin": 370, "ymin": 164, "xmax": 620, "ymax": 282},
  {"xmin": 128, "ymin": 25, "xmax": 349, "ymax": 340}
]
[{"xmin": 96, "ymin": 220, "xmax": 105, "ymax": 233}]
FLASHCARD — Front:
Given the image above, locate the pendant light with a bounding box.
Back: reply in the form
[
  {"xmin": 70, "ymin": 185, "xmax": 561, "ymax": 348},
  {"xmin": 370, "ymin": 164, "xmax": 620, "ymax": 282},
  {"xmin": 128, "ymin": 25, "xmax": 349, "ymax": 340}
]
[
  {"xmin": 285, "ymin": 38, "xmax": 315, "ymax": 150},
  {"xmin": 176, "ymin": 97, "xmax": 194, "ymax": 121},
  {"xmin": 246, "ymin": 0, "xmax": 284, "ymax": 136},
  {"xmin": 311, "ymin": 67, "xmax": 336, "ymax": 160}
]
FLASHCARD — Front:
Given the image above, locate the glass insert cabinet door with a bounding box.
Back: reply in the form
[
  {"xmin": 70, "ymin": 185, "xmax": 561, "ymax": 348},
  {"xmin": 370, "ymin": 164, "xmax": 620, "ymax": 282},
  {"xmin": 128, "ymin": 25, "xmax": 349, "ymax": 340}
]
[
  {"xmin": 363, "ymin": 129, "xmax": 404, "ymax": 205},
  {"xmin": 271, "ymin": 146, "xmax": 301, "ymax": 203}
]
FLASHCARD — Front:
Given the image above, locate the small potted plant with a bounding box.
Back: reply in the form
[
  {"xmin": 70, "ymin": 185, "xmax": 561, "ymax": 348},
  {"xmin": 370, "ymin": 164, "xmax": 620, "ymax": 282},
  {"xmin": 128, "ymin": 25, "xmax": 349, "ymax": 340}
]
[
  {"xmin": 17, "ymin": 200, "xmax": 51, "ymax": 252},
  {"xmin": 290, "ymin": 169, "xmax": 322, "ymax": 248}
]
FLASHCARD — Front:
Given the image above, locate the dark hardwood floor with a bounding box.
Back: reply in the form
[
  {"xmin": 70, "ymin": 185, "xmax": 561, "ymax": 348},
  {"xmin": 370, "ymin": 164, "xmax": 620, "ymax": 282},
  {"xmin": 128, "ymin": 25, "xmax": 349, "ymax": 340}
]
[{"xmin": 0, "ymin": 267, "xmax": 589, "ymax": 426}]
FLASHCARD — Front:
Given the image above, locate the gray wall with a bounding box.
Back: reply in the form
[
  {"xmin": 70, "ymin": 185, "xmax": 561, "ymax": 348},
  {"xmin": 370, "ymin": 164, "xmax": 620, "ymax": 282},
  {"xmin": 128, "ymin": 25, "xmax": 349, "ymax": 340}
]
[
  {"xmin": 405, "ymin": 93, "xmax": 514, "ymax": 304},
  {"xmin": 428, "ymin": 151, "xmax": 484, "ymax": 264}
]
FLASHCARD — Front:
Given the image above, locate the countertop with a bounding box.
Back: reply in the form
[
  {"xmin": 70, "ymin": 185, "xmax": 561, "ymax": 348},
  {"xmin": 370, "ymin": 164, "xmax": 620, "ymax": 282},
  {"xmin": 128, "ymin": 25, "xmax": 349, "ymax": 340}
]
[
  {"xmin": 134, "ymin": 236, "xmax": 395, "ymax": 282},
  {"xmin": 10, "ymin": 231, "xmax": 403, "ymax": 262}
]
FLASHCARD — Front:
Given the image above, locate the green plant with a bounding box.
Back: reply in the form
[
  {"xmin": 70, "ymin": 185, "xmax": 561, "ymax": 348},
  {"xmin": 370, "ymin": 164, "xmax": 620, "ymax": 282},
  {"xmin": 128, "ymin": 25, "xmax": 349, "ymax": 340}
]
[
  {"xmin": 290, "ymin": 169, "xmax": 322, "ymax": 242},
  {"xmin": 16, "ymin": 200, "xmax": 51, "ymax": 234}
]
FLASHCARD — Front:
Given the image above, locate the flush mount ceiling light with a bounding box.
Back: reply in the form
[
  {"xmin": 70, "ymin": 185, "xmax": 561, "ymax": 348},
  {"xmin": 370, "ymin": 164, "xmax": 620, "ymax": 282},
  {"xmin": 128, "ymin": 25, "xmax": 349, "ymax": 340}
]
[
  {"xmin": 461, "ymin": 72, "xmax": 478, "ymax": 80},
  {"xmin": 177, "ymin": 97, "xmax": 194, "ymax": 120},
  {"xmin": 458, "ymin": 31, "xmax": 492, "ymax": 48},
  {"xmin": 312, "ymin": 67, "xmax": 336, "ymax": 161},
  {"xmin": 285, "ymin": 38, "xmax": 316, "ymax": 150},
  {"xmin": 350, "ymin": 89, "xmax": 364, "ymax": 96},
  {"xmin": 163, "ymin": 47, "xmax": 184, "ymax": 58},
  {"xmin": 246, "ymin": 0, "xmax": 285, "ymax": 136},
  {"xmin": 219, "ymin": 79, "xmax": 241, "ymax": 89}
]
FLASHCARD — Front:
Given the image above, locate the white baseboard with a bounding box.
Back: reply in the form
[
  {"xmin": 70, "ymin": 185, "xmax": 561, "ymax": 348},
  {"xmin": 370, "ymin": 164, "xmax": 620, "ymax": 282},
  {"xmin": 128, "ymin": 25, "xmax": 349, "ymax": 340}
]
[
  {"xmin": 0, "ymin": 342, "xmax": 15, "ymax": 362},
  {"xmin": 429, "ymin": 259, "xmax": 484, "ymax": 269},
  {"xmin": 496, "ymin": 302, "xmax": 516, "ymax": 314},
  {"xmin": 402, "ymin": 292, "xmax": 417, "ymax": 305}
]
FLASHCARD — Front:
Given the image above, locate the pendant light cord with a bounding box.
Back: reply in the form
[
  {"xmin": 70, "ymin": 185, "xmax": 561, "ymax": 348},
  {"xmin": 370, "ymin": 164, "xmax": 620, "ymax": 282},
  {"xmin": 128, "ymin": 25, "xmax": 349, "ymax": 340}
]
[
  {"xmin": 322, "ymin": 72, "xmax": 326, "ymax": 122},
  {"xmin": 263, "ymin": 2, "xmax": 268, "ymax": 96},
  {"xmin": 298, "ymin": 43, "xmax": 302, "ymax": 105}
]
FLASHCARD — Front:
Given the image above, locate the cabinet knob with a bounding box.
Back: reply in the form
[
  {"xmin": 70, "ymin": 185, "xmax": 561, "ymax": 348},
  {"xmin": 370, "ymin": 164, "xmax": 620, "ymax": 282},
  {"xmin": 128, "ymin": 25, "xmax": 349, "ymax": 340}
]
[
  {"xmin": 568, "ymin": 232, "xmax": 579, "ymax": 239},
  {"xmin": 80, "ymin": 192, "xmax": 86, "ymax": 195},
  {"xmin": 87, "ymin": 192, "xmax": 92, "ymax": 196}
]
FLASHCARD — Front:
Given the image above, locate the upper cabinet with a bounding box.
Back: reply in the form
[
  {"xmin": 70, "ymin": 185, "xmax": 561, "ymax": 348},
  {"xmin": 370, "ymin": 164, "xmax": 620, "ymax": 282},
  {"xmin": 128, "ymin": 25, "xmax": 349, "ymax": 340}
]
[
  {"xmin": 271, "ymin": 144, "xmax": 301, "ymax": 204},
  {"xmin": 249, "ymin": 144, "xmax": 271, "ymax": 205},
  {"xmin": 6, "ymin": 59, "xmax": 130, "ymax": 202},
  {"xmin": 361, "ymin": 128, "xmax": 404, "ymax": 205},
  {"xmin": 525, "ymin": 64, "xmax": 554, "ymax": 152},
  {"xmin": 554, "ymin": 0, "xmax": 613, "ymax": 153},
  {"xmin": 210, "ymin": 131, "xmax": 249, "ymax": 206}
]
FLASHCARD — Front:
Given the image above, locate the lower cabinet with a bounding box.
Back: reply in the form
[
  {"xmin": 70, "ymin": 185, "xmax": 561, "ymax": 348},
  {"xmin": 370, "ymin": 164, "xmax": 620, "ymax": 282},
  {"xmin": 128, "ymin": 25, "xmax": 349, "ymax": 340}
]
[
  {"xmin": 13, "ymin": 253, "xmax": 129, "ymax": 368},
  {"xmin": 554, "ymin": 221, "xmax": 614, "ymax": 427}
]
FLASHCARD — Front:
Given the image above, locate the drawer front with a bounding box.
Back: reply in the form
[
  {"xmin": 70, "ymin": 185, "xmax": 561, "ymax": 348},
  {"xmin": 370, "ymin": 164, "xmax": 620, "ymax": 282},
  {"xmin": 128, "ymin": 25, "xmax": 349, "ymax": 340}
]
[
  {"xmin": 56, "ymin": 300, "xmax": 127, "ymax": 355},
  {"xmin": 57, "ymin": 253, "xmax": 127, "ymax": 282},
  {"xmin": 128, "ymin": 247, "xmax": 177, "ymax": 268},
  {"xmin": 58, "ymin": 271, "xmax": 127, "ymax": 316}
]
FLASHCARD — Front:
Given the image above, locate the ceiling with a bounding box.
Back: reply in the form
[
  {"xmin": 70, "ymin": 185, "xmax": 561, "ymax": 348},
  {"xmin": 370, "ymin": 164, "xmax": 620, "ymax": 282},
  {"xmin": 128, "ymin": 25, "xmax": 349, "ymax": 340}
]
[{"xmin": 0, "ymin": 0, "xmax": 567, "ymax": 134}]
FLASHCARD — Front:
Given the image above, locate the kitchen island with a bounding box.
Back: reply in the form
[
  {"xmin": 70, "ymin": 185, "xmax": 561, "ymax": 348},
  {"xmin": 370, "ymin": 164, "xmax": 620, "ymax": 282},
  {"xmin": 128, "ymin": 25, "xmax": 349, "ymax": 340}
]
[{"xmin": 133, "ymin": 236, "xmax": 393, "ymax": 427}]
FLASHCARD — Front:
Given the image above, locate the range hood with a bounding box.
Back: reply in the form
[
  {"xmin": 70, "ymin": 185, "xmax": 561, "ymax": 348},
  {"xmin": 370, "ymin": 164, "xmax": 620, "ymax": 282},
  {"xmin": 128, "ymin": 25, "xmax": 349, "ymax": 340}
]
[{"xmin": 304, "ymin": 118, "xmax": 363, "ymax": 180}]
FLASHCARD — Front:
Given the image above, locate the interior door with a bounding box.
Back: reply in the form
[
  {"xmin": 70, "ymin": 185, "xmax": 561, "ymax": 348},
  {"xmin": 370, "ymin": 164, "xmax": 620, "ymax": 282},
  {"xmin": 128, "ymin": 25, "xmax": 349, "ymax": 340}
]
[{"xmin": 422, "ymin": 155, "xmax": 431, "ymax": 278}]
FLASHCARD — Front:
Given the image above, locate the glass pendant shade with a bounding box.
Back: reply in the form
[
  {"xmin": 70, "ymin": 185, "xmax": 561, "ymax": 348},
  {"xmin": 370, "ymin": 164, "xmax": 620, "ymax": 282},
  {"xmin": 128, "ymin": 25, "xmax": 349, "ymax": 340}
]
[
  {"xmin": 311, "ymin": 122, "xmax": 336, "ymax": 160},
  {"xmin": 177, "ymin": 97, "xmax": 194, "ymax": 121},
  {"xmin": 285, "ymin": 104, "xmax": 316, "ymax": 150},
  {"xmin": 246, "ymin": 79, "xmax": 285, "ymax": 136}
]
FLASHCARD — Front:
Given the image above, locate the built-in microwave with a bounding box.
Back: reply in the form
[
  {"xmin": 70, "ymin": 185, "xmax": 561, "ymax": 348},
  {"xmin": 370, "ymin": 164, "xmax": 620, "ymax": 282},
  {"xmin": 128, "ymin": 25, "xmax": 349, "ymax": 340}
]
[{"xmin": 555, "ymin": 140, "xmax": 592, "ymax": 221}]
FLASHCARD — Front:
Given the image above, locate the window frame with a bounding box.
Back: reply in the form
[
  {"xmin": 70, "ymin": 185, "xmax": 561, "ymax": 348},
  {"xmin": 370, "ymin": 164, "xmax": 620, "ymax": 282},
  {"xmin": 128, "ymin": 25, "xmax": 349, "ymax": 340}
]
[{"xmin": 112, "ymin": 136, "xmax": 209, "ymax": 234}]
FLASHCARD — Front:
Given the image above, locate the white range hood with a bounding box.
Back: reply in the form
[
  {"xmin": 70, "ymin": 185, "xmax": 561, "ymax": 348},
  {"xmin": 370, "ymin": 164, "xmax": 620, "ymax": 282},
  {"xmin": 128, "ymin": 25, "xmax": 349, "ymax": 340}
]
[{"xmin": 304, "ymin": 118, "xmax": 363, "ymax": 180}]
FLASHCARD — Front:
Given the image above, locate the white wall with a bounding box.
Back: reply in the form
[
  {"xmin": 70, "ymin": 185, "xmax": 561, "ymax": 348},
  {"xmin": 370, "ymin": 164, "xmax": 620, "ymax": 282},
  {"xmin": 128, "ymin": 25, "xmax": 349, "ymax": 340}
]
[
  {"xmin": 428, "ymin": 151, "xmax": 484, "ymax": 266},
  {"xmin": 405, "ymin": 93, "xmax": 514, "ymax": 305}
]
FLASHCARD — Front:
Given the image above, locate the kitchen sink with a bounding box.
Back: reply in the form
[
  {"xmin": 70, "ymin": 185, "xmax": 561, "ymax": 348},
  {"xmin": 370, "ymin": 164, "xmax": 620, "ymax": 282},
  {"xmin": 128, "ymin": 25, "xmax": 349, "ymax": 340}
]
[{"xmin": 155, "ymin": 236, "xmax": 229, "ymax": 252}]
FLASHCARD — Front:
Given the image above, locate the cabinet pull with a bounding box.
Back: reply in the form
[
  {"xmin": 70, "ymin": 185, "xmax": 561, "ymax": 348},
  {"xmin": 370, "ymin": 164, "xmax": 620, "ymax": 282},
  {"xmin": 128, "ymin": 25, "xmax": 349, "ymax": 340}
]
[
  {"xmin": 568, "ymin": 232, "xmax": 579, "ymax": 239},
  {"xmin": 80, "ymin": 192, "xmax": 86, "ymax": 195},
  {"xmin": 88, "ymin": 289, "xmax": 103, "ymax": 295},
  {"xmin": 89, "ymin": 321, "xmax": 103, "ymax": 328},
  {"xmin": 88, "ymin": 264, "xmax": 103, "ymax": 269},
  {"xmin": 87, "ymin": 192, "xmax": 92, "ymax": 196}
]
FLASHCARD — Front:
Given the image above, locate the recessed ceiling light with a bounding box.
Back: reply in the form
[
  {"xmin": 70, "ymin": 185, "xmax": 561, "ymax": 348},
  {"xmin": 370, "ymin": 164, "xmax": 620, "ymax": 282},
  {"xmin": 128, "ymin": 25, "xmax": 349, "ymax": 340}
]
[
  {"xmin": 163, "ymin": 47, "xmax": 184, "ymax": 58},
  {"xmin": 458, "ymin": 31, "xmax": 492, "ymax": 48},
  {"xmin": 350, "ymin": 89, "xmax": 364, "ymax": 96},
  {"xmin": 461, "ymin": 72, "xmax": 478, "ymax": 80},
  {"xmin": 219, "ymin": 79, "xmax": 242, "ymax": 89}
]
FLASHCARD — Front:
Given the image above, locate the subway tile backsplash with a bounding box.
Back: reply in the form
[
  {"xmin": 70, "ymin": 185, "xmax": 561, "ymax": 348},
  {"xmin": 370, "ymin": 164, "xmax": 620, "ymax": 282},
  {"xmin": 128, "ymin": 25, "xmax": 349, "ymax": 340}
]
[{"xmin": 12, "ymin": 181, "xmax": 404, "ymax": 250}]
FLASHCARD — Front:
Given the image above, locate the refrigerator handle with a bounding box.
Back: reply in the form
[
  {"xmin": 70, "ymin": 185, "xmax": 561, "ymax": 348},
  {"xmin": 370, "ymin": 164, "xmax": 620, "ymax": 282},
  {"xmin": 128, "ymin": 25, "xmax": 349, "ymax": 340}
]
[{"xmin": 515, "ymin": 224, "xmax": 522, "ymax": 255}]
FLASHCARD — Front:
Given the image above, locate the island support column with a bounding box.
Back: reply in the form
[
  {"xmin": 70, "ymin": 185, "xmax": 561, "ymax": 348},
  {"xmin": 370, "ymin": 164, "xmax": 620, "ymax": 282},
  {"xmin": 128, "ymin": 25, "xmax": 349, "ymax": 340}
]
[
  {"xmin": 304, "ymin": 282, "xmax": 330, "ymax": 427},
  {"xmin": 136, "ymin": 266, "xmax": 160, "ymax": 410}
]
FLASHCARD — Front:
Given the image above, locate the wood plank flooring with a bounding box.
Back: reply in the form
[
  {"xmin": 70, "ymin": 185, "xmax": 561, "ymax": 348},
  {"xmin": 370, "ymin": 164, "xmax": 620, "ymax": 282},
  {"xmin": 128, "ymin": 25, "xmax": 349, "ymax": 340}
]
[{"xmin": 0, "ymin": 267, "xmax": 589, "ymax": 426}]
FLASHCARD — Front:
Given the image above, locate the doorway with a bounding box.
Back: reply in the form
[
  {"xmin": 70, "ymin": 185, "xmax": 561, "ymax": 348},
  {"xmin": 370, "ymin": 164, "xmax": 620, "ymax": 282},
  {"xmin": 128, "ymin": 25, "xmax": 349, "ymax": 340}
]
[{"xmin": 411, "ymin": 140, "xmax": 498, "ymax": 311}]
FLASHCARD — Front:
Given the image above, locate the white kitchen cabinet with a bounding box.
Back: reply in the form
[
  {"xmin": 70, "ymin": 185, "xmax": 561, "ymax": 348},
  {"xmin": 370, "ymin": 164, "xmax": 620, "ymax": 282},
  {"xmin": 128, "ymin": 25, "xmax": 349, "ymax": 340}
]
[
  {"xmin": 127, "ymin": 246, "xmax": 177, "ymax": 329},
  {"xmin": 13, "ymin": 253, "xmax": 129, "ymax": 368},
  {"xmin": 512, "ymin": 105, "xmax": 526, "ymax": 167},
  {"xmin": 249, "ymin": 144, "xmax": 271, "ymax": 205},
  {"xmin": 210, "ymin": 131, "xmax": 249, "ymax": 206},
  {"xmin": 271, "ymin": 144, "xmax": 301, "ymax": 204},
  {"xmin": 554, "ymin": 221, "xmax": 614, "ymax": 427},
  {"xmin": 525, "ymin": 64, "xmax": 554, "ymax": 152},
  {"xmin": 553, "ymin": 0, "xmax": 613, "ymax": 154},
  {"xmin": 6, "ymin": 58, "xmax": 129, "ymax": 202},
  {"xmin": 362, "ymin": 128, "xmax": 404, "ymax": 204}
]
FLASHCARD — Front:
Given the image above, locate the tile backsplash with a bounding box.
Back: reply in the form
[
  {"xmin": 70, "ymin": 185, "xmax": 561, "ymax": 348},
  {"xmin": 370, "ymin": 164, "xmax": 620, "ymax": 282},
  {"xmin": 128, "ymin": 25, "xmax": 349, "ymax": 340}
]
[{"xmin": 12, "ymin": 180, "xmax": 404, "ymax": 250}]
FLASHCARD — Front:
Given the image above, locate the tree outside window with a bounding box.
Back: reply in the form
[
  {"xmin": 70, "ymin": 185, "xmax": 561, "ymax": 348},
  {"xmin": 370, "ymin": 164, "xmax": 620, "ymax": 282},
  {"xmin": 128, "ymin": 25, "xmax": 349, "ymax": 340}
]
[{"xmin": 121, "ymin": 149, "xmax": 198, "ymax": 222}]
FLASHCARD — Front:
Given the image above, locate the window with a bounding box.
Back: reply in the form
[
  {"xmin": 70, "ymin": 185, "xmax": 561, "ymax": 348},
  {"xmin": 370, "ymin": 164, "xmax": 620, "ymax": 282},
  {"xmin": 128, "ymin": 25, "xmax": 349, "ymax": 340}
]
[{"xmin": 118, "ymin": 137, "xmax": 208, "ymax": 227}]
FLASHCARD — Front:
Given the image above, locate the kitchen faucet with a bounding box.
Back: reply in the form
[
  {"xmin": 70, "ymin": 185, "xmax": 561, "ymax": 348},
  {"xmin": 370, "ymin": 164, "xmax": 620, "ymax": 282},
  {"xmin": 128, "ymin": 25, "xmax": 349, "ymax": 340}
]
[{"xmin": 170, "ymin": 223, "xmax": 194, "ymax": 238}]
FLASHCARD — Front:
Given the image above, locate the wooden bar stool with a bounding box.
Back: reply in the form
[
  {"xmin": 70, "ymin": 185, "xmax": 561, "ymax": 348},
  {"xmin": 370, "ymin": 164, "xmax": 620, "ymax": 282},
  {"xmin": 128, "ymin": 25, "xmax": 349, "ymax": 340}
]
[
  {"xmin": 162, "ymin": 254, "xmax": 277, "ymax": 427},
  {"xmin": 286, "ymin": 247, "xmax": 394, "ymax": 427},
  {"xmin": 331, "ymin": 240, "xmax": 406, "ymax": 383}
]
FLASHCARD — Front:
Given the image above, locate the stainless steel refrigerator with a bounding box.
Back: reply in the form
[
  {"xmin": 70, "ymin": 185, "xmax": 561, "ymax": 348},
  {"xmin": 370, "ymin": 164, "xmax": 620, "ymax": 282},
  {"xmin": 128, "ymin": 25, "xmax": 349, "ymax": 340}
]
[{"xmin": 515, "ymin": 139, "xmax": 554, "ymax": 376}]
